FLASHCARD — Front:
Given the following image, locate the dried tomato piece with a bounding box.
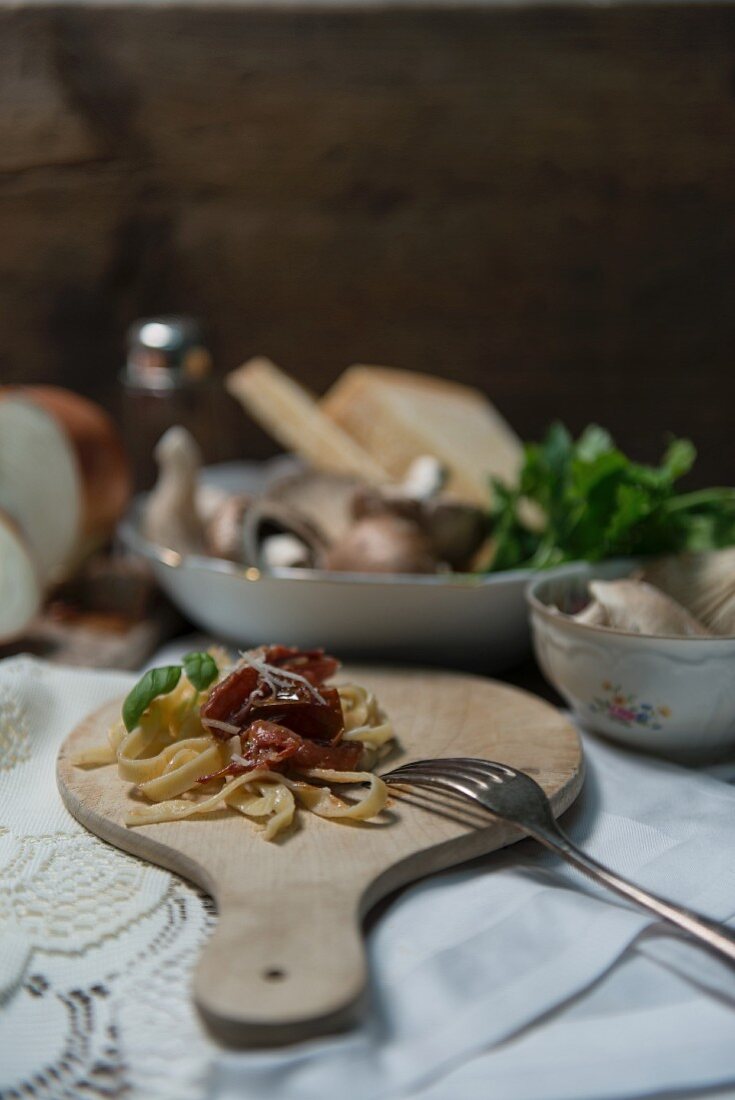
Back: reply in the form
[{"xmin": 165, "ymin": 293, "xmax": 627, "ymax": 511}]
[
  {"xmin": 200, "ymin": 665, "xmax": 261, "ymax": 737},
  {"xmin": 290, "ymin": 736, "xmax": 362, "ymax": 772},
  {"xmin": 242, "ymin": 719, "xmax": 302, "ymax": 766},
  {"xmin": 198, "ymin": 719, "xmax": 302, "ymax": 781},
  {"xmin": 249, "ymin": 685, "xmax": 344, "ymax": 743},
  {"xmin": 197, "ymin": 718, "xmax": 362, "ymax": 783},
  {"xmin": 200, "ymin": 647, "xmax": 343, "ymax": 741},
  {"xmin": 262, "ymin": 646, "xmax": 340, "ymax": 686}
]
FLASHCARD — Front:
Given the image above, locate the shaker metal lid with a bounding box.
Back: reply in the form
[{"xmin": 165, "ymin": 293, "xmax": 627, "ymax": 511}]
[{"xmin": 123, "ymin": 315, "xmax": 212, "ymax": 389}]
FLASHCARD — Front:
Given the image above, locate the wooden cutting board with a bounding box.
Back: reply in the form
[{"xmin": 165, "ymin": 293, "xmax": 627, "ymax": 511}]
[{"xmin": 57, "ymin": 668, "xmax": 583, "ymax": 1047}]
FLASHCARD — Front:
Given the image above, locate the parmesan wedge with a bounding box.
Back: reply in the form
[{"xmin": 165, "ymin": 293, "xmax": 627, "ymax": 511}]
[{"xmin": 320, "ymin": 366, "xmax": 523, "ymax": 507}]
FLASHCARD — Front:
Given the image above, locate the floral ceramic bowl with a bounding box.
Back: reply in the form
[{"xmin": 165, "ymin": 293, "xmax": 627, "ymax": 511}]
[{"xmin": 527, "ymin": 564, "xmax": 735, "ymax": 759}]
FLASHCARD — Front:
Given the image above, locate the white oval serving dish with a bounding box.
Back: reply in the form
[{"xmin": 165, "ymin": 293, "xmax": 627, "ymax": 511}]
[
  {"xmin": 120, "ymin": 461, "xmax": 586, "ymax": 669},
  {"xmin": 527, "ymin": 563, "xmax": 735, "ymax": 759}
]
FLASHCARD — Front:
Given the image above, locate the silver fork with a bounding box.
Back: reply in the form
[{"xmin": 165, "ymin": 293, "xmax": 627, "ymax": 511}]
[{"xmin": 382, "ymin": 757, "xmax": 735, "ymax": 965}]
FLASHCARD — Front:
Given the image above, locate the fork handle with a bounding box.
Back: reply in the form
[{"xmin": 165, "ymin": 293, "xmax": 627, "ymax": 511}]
[{"xmin": 529, "ymin": 823, "xmax": 735, "ymax": 964}]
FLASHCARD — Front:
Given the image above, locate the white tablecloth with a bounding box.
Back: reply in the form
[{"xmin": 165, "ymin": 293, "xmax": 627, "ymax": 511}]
[{"xmin": 1, "ymin": 653, "xmax": 734, "ymax": 1100}]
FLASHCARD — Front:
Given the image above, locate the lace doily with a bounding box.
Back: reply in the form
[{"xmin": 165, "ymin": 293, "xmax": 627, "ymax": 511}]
[{"xmin": 0, "ymin": 657, "xmax": 218, "ymax": 1100}]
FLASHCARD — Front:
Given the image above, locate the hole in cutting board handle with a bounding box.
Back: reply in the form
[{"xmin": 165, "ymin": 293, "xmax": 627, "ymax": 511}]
[{"xmin": 262, "ymin": 967, "xmax": 287, "ymax": 982}]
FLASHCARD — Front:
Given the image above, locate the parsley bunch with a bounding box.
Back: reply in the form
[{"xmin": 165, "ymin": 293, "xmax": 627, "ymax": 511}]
[{"xmin": 487, "ymin": 423, "xmax": 735, "ymax": 571}]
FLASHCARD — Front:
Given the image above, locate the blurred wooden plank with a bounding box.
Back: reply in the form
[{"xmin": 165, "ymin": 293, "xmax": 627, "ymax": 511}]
[{"xmin": 0, "ymin": 4, "xmax": 733, "ymax": 484}]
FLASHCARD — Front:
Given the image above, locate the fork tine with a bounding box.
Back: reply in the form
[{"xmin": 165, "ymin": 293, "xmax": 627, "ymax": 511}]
[
  {"xmin": 383, "ymin": 766, "xmax": 472, "ymax": 785},
  {"xmin": 382, "ymin": 761, "xmax": 497, "ymax": 785},
  {"xmin": 395, "ymin": 781, "xmax": 487, "ymax": 806},
  {"xmin": 382, "ymin": 765, "xmax": 491, "ymax": 807},
  {"xmin": 384, "ymin": 757, "xmax": 512, "ymax": 777},
  {"xmin": 383, "ymin": 764, "xmax": 479, "ymax": 784},
  {"xmin": 422, "ymin": 759, "xmax": 515, "ymax": 784},
  {"xmin": 384, "ymin": 772, "xmax": 462, "ymax": 790},
  {"xmin": 385, "ymin": 757, "xmax": 475, "ymax": 770}
]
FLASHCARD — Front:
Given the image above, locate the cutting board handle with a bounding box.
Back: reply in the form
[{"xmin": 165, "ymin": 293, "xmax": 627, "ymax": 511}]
[{"xmin": 194, "ymin": 881, "xmax": 368, "ymax": 1045}]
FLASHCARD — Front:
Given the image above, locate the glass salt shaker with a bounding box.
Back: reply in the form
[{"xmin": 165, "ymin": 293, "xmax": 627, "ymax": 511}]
[{"xmin": 119, "ymin": 316, "xmax": 220, "ymax": 490}]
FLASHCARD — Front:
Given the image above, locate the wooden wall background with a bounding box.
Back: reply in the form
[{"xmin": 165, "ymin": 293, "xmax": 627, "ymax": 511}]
[{"xmin": 1, "ymin": 2, "xmax": 734, "ymax": 485}]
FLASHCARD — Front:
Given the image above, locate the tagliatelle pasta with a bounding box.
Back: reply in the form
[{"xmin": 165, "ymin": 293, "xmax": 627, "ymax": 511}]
[{"xmin": 74, "ymin": 645, "xmax": 395, "ymax": 841}]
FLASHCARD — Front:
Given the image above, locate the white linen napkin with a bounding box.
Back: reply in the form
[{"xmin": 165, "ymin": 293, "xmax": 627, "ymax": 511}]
[{"xmin": 0, "ymin": 653, "xmax": 733, "ymax": 1100}]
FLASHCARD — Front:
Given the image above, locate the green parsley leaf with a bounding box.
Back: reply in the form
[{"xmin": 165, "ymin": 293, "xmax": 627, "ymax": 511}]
[
  {"xmin": 122, "ymin": 665, "xmax": 182, "ymax": 732},
  {"xmin": 182, "ymin": 651, "xmax": 218, "ymax": 692},
  {"xmin": 660, "ymin": 437, "xmax": 696, "ymax": 482},
  {"xmin": 574, "ymin": 424, "xmax": 615, "ymax": 464},
  {"xmin": 485, "ymin": 423, "xmax": 735, "ymax": 571}
]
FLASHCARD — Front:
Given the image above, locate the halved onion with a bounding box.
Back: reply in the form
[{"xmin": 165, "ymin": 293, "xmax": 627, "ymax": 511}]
[
  {"xmin": 0, "ymin": 386, "xmax": 131, "ymax": 582},
  {"xmin": 0, "ymin": 508, "xmax": 42, "ymax": 642},
  {"xmin": 28, "ymin": 386, "xmax": 131, "ymax": 548}
]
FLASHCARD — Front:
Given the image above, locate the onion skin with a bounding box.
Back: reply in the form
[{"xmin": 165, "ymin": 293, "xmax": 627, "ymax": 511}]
[{"xmin": 1, "ymin": 385, "xmax": 132, "ymax": 545}]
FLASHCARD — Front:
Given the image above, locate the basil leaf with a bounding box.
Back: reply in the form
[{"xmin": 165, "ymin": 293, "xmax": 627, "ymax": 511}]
[
  {"xmin": 182, "ymin": 651, "xmax": 218, "ymax": 692},
  {"xmin": 122, "ymin": 665, "xmax": 182, "ymax": 732}
]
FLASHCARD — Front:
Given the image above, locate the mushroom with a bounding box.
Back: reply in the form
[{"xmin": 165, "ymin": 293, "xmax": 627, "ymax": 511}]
[
  {"xmin": 400, "ymin": 454, "xmax": 449, "ymax": 498},
  {"xmin": 264, "ymin": 470, "xmax": 362, "ymax": 543},
  {"xmin": 261, "ymin": 533, "xmax": 315, "ymax": 570},
  {"xmin": 352, "ymin": 455, "xmax": 445, "ymax": 521},
  {"xmin": 421, "ymin": 498, "xmax": 487, "ymax": 571},
  {"xmin": 571, "ymin": 598, "xmax": 609, "ymax": 627},
  {"xmin": 196, "ymin": 483, "xmax": 231, "ymax": 526},
  {"xmin": 324, "ymin": 515, "xmax": 438, "ymax": 574},
  {"xmin": 350, "ymin": 455, "xmax": 486, "ymax": 571},
  {"xmin": 143, "ymin": 427, "xmax": 205, "ymax": 553},
  {"xmin": 204, "ymin": 494, "xmax": 252, "ymax": 561},
  {"xmin": 242, "ymin": 499, "xmax": 328, "ymax": 570},
  {"xmin": 351, "ymin": 486, "xmax": 423, "ymax": 526},
  {"xmin": 640, "ymin": 549, "xmax": 735, "ymax": 635},
  {"xmin": 572, "ymin": 579, "xmax": 710, "ymax": 637}
]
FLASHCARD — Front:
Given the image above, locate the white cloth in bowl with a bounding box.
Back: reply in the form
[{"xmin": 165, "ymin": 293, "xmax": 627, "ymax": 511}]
[{"xmin": 0, "ymin": 654, "xmax": 733, "ymax": 1100}]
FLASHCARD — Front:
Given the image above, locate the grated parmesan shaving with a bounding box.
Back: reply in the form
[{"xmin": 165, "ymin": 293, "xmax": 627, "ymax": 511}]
[
  {"xmin": 236, "ymin": 648, "xmax": 328, "ymax": 707},
  {"xmin": 202, "ymin": 717, "xmax": 241, "ymax": 736}
]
